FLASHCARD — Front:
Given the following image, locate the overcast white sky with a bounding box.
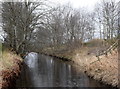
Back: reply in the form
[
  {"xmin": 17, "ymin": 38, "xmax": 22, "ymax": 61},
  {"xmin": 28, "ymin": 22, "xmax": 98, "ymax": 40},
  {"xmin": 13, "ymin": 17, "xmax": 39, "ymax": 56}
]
[
  {"xmin": 0, "ymin": 0, "xmax": 119, "ymax": 40},
  {"xmin": 0, "ymin": 0, "xmax": 119, "ymax": 10},
  {"xmin": 50, "ymin": 0, "xmax": 101, "ymax": 9},
  {"xmin": 51, "ymin": 0, "xmax": 120, "ymax": 11}
]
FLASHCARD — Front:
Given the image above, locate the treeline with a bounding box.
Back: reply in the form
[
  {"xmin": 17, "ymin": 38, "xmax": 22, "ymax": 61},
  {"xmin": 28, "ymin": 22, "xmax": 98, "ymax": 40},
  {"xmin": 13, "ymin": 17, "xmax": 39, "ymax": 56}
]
[{"xmin": 1, "ymin": 0, "xmax": 120, "ymax": 55}]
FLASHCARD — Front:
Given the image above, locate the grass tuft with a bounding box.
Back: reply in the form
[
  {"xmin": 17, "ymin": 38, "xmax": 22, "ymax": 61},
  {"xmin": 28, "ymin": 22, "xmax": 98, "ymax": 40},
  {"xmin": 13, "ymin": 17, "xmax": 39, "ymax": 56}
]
[{"xmin": 0, "ymin": 50, "xmax": 23, "ymax": 70}]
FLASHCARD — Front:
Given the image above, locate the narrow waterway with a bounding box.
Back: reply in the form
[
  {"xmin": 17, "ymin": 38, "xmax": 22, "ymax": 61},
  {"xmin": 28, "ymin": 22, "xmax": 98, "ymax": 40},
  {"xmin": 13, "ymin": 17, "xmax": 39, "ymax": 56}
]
[{"xmin": 16, "ymin": 52, "xmax": 114, "ymax": 88}]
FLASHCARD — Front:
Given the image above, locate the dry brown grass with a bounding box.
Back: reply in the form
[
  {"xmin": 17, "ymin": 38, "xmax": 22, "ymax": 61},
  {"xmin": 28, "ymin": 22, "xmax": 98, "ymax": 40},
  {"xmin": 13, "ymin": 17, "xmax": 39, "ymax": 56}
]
[
  {"xmin": 0, "ymin": 50, "xmax": 23, "ymax": 88},
  {"xmin": 1, "ymin": 50, "xmax": 22, "ymax": 69},
  {"xmin": 41, "ymin": 39, "xmax": 118, "ymax": 87},
  {"xmin": 73, "ymin": 49, "xmax": 118, "ymax": 87}
]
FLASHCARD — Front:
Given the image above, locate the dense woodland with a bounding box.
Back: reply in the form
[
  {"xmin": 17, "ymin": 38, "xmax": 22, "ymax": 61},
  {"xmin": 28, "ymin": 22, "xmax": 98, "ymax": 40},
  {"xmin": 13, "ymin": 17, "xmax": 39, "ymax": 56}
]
[{"xmin": 0, "ymin": 0, "xmax": 120, "ymax": 55}]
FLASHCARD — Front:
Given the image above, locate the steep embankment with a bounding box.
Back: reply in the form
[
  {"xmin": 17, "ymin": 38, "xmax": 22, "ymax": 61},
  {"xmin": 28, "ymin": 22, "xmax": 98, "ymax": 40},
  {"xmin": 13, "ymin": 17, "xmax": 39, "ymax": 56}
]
[
  {"xmin": 73, "ymin": 49, "xmax": 118, "ymax": 87},
  {"xmin": 0, "ymin": 50, "xmax": 23, "ymax": 89},
  {"xmin": 41, "ymin": 40, "xmax": 118, "ymax": 87}
]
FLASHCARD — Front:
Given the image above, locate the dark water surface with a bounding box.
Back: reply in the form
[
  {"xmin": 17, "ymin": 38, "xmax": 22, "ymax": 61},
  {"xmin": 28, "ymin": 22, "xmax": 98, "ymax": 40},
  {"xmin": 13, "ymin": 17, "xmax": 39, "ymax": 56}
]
[{"xmin": 16, "ymin": 53, "xmax": 115, "ymax": 88}]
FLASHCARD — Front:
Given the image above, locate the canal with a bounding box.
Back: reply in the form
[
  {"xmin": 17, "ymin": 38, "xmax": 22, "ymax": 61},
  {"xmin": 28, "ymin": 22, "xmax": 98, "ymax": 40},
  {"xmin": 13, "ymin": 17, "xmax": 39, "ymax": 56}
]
[{"xmin": 16, "ymin": 52, "xmax": 115, "ymax": 88}]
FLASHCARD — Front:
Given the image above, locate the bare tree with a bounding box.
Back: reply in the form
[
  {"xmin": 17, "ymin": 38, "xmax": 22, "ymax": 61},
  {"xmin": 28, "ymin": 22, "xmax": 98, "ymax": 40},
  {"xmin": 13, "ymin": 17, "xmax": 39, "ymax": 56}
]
[
  {"xmin": 95, "ymin": 0, "xmax": 118, "ymax": 40},
  {"xmin": 36, "ymin": 4, "xmax": 95, "ymax": 49},
  {"xmin": 2, "ymin": 1, "xmax": 49, "ymax": 54}
]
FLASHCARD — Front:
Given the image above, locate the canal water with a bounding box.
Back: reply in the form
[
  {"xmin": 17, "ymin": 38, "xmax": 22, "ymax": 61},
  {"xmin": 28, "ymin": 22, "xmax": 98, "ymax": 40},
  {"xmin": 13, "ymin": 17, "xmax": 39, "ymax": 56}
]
[{"xmin": 16, "ymin": 52, "xmax": 115, "ymax": 88}]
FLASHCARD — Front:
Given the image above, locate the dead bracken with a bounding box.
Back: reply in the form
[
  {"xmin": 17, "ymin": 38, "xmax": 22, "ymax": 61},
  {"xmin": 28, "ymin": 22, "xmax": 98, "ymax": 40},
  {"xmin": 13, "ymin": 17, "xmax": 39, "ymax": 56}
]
[{"xmin": 0, "ymin": 51, "xmax": 23, "ymax": 89}]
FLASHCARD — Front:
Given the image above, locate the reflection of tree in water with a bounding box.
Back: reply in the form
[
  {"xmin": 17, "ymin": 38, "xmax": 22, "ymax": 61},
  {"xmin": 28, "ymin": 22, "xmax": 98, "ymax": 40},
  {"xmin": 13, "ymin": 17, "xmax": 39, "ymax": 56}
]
[{"xmin": 16, "ymin": 54, "xmax": 112, "ymax": 87}]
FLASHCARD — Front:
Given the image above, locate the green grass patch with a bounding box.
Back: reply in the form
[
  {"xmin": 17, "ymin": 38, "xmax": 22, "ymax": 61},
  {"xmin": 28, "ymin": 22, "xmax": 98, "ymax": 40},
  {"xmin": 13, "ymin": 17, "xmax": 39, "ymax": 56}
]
[
  {"xmin": 0, "ymin": 43, "xmax": 2, "ymax": 51},
  {"xmin": 83, "ymin": 39, "xmax": 105, "ymax": 47},
  {"xmin": 0, "ymin": 43, "xmax": 2, "ymax": 60}
]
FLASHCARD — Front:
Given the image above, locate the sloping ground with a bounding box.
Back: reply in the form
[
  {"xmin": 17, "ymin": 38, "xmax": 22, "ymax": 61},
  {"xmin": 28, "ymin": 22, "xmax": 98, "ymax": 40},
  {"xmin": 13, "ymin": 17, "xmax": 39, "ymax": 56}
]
[
  {"xmin": 0, "ymin": 50, "xmax": 23, "ymax": 89},
  {"xmin": 73, "ymin": 49, "xmax": 118, "ymax": 87},
  {"xmin": 41, "ymin": 39, "xmax": 118, "ymax": 87},
  {"xmin": 0, "ymin": 43, "xmax": 2, "ymax": 89}
]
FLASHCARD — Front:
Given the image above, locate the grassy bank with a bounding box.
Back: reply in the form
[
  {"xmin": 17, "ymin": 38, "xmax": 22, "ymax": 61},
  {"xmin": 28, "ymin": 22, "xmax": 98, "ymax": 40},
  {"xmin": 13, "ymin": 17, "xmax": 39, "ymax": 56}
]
[
  {"xmin": 0, "ymin": 43, "xmax": 2, "ymax": 51},
  {"xmin": 41, "ymin": 39, "xmax": 118, "ymax": 87},
  {"xmin": 0, "ymin": 49, "xmax": 23, "ymax": 88},
  {"xmin": 0, "ymin": 43, "xmax": 2, "ymax": 59},
  {"xmin": 0, "ymin": 43, "xmax": 2, "ymax": 89}
]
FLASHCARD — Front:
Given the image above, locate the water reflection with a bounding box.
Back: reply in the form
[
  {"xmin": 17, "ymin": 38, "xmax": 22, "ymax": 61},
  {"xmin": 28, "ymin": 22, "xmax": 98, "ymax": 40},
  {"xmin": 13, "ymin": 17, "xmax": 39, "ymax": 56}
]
[
  {"xmin": 25, "ymin": 52, "xmax": 38, "ymax": 68},
  {"xmin": 16, "ymin": 53, "xmax": 111, "ymax": 88}
]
